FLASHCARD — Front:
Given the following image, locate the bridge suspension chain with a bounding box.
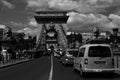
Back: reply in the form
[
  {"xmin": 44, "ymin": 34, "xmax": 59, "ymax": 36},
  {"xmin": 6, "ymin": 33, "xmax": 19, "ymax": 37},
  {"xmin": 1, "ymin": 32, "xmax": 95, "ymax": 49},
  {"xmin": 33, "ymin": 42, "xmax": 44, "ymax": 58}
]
[
  {"xmin": 57, "ymin": 24, "xmax": 68, "ymax": 49},
  {"xmin": 35, "ymin": 24, "xmax": 68, "ymax": 51},
  {"xmin": 35, "ymin": 25, "xmax": 46, "ymax": 51}
]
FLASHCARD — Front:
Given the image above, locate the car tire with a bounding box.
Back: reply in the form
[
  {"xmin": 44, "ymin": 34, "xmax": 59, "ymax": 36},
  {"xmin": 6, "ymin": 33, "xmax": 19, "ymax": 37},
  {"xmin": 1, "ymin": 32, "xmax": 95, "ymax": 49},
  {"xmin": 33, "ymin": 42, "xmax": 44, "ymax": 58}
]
[
  {"xmin": 62, "ymin": 61, "xmax": 66, "ymax": 66},
  {"xmin": 80, "ymin": 66, "xmax": 85, "ymax": 77},
  {"xmin": 80, "ymin": 70, "xmax": 84, "ymax": 76},
  {"xmin": 73, "ymin": 67, "xmax": 77, "ymax": 72},
  {"xmin": 107, "ymin": 73, "xmax": 114, "ymax": 79},
  {"xmin": 59, "ymin": 60, "xmax": 62, "ymax": 63},
  {"xmin": 62, "ymin": 61, "xmax": 64, "ymax": 65},
  {"xmin": 63, "ymin": 62, "xmax": 65, "ymax": 66}
]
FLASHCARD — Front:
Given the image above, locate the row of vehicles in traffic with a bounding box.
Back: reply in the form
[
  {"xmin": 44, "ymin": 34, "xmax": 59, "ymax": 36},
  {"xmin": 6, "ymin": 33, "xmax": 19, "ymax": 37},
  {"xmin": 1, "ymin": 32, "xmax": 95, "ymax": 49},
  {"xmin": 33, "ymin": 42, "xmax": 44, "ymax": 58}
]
[{"xmin": 53, "ymin": 41, "xmax": 119, "ymax": 77}]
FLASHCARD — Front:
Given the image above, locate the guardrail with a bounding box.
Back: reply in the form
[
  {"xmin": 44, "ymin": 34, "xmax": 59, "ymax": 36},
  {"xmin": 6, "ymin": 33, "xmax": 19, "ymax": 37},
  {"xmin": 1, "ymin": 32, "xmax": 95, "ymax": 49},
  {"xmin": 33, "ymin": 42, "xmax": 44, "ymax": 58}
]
[
  {"xmin": 0, "ymin": 50, "xmax": 42, "ymax": 68},
  {"xmin": 113, "ymin": 52, "xmax": 120, "ymax": 68}
]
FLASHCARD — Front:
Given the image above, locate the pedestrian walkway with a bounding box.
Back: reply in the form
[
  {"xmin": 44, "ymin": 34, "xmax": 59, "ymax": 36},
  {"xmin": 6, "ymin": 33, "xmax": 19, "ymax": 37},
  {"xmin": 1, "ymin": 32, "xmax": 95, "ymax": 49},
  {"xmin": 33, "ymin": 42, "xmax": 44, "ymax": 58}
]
[{"xmin": 0, "ymin": 58, "xmax": 32, "ymax": 68}]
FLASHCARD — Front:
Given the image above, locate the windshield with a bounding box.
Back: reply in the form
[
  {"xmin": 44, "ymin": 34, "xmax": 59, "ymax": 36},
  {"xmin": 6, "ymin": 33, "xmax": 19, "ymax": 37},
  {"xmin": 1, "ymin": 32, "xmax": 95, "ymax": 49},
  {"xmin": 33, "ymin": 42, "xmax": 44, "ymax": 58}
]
[
  {"xmin": 88, "ymin": 46, "xmax": 111, "ymax": 57},
  {"xmin": 67, "ymin": 50, "xmax": 78, "ymax": 56}
]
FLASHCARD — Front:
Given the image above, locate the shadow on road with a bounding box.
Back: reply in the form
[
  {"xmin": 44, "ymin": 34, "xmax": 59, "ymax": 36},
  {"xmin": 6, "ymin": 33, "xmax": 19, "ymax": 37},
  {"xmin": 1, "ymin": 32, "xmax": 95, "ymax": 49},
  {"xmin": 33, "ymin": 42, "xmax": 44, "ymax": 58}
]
[
  {"xmin": 81, "ymin": 73, "xmax": 120, "ymax": 79},
  {"xmin": 73, "ymin": 69, "xmax": 120, "ymax": 80}
]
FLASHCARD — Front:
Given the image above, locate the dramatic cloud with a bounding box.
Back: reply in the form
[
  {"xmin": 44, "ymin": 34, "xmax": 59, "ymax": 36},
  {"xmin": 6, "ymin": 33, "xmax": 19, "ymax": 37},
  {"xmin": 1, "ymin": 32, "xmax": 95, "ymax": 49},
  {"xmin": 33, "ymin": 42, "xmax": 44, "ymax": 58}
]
[
  {"xmin": 27, "ymin": 0, "xmax": 47, "ymax": 7},
  {"xmin": 67, "ymin": 12, "xmax": 109, "ymax": 24},
  {"xmin": 10, "ymin": 21, "xmax": 27, "ymax": 27},
  {"xmin": 17, "ymin": 27, "xmax": 42, "ymax": 37},
  {"xmin": 25, "ymin": 0, "xmax": 120, "ymax": 32},
  {"xmin": 1, "ymin": 0, "xmax": 15, "ymax": 9},
  {"xmin": 26, "ymin": 0, "xmax": 50, "ymax": 10},
  {"xmin": 10, "ymin": 18, "xmax": 39, "ymax": 28},
  {"xmin": 109, "ymin": 14, "xmax": 120, "ymax": 28},
  {"xmin": 10, "ymin": 18, "xmax": 39, "ymax": 31},
  {"xmin": 28, "ymin": 18, "xmax": 38, "ymax": 27},
  {"xmin": 67, "ymin": 12, "xmax": 120, "ymax": 32},
  {"xmin": 0, "ymin": 24, "xmax": 6, "ymax": 29},
  {"xmin": 26, "ymin": 0, "xmax": 120, "ymax": 14},
  {"xmin": 48, "ymin": 0, "xmax": 78, "ymax": 10}
]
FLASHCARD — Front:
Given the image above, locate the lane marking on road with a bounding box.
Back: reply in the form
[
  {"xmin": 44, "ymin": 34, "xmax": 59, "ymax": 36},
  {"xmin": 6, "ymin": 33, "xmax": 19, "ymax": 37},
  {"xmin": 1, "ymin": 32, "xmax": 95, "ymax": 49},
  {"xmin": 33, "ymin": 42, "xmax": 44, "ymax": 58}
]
[{"xmin": 48, "ymin": 55, "xmax": 53, "ymax": 80}]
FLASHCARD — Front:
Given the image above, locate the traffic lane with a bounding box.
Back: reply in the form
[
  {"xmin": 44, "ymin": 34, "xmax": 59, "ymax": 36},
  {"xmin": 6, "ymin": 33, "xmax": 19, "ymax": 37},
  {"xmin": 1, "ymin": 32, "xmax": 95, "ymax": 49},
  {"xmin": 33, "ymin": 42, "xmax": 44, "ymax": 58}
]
[
  {"xmin": 0, "ymin": 56, "xmax": 51, "ymax": 80},
  {"xmin": 53, "ymin": 58, "xmax": 120, "ymax": 80},
  {"xmin": 53, "ymin": 58, "xmax": 80, "ymax": 80}
]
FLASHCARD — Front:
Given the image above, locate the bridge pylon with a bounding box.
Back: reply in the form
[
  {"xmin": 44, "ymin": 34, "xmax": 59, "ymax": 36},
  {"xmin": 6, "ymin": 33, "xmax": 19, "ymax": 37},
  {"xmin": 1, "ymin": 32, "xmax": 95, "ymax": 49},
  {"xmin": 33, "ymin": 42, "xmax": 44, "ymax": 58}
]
[{"xmin": 34, "ymin": 10, "xmax": 69, "ymax": 52}]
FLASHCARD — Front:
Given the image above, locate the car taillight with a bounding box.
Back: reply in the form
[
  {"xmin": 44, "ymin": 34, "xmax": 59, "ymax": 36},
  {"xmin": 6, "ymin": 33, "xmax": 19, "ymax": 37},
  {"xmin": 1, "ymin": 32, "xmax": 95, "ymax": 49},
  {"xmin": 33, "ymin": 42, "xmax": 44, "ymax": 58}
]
[{"xmin": 84, "ymin": 58, "xmax": 88, "ymax": 65}]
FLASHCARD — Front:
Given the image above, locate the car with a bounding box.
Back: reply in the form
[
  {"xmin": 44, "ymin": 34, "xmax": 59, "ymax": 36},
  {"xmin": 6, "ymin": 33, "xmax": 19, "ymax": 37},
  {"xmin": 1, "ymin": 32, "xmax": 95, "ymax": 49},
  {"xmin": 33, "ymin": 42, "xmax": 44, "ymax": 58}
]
[
  {"xmin": 60, "ymin": 53, "xmax": 74, "ymax": 66},
  {"xmin": 55, "ymin": 48, "xmax": 63, "ymax": 58},
  {"xmin": 67, "ymin": 48, "xmax": 79, "ymax": 58},
  {"xmin": 60, "ymin": 49, "xmax": 78, "ymax": 66},
  {"xmin": 73, "ymin": 44, "xmax": 115, "ymax": 76},
  {"xmin": 56, "ymin": 48, "xmax": 63, "ymax": 54}
]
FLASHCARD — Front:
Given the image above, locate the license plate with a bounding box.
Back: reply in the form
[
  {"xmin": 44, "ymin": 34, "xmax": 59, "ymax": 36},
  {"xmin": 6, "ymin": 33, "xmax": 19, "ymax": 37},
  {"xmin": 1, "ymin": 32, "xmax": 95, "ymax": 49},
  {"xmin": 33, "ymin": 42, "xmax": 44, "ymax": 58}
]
[{"xmin": 94, "ymin": 61, "xmax": 106, "ymax": 64}]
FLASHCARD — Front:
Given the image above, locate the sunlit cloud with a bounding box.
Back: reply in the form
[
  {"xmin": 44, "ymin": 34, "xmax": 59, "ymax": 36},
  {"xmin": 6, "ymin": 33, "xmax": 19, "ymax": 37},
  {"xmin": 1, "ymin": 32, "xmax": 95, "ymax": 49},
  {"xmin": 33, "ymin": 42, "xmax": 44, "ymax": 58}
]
[
  {"xmin": 0, "ymin": 24, "xmax": 6, "ymax": 29},
  {"xmin": 25, "ymin": 0, "xmax": 120, "ymax": 31},
  {"xmin": 10, "ymin": 21, "xmax": 27, "ymax": 27},
  {"xmin": 28, "ymin": 18, "xmax": 38, "ymax": 27},
  {"xmin": 26, "ymin": 0, "xmax": 120, "ymax": 13},
  {"xmin": 1, "ymin": 0, "xmax": 15, "ymax": 9}
]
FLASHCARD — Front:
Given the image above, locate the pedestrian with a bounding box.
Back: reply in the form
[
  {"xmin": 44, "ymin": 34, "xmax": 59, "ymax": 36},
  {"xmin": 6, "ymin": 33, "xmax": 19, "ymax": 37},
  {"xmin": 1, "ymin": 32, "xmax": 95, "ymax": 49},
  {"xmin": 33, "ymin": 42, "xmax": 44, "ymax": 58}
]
[
  {"xmin": 109, "ymin": 28, "xmax": 120, "ymax": 44},
  {"xmin": 91, "ymin": 27, "xmax": 100, "ymax": 40},
  {"xmin": 1, "ymin": 47, "xmax": 8, "ymax": 64}
]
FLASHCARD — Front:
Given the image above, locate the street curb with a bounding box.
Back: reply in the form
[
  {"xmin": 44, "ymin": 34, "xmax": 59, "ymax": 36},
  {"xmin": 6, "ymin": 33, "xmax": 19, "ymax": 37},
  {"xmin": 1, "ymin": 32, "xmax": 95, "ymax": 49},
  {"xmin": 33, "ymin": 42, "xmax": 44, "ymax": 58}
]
[{"xmin": 0, "ymin": 58, "xmax": 34, "ymax": 69}]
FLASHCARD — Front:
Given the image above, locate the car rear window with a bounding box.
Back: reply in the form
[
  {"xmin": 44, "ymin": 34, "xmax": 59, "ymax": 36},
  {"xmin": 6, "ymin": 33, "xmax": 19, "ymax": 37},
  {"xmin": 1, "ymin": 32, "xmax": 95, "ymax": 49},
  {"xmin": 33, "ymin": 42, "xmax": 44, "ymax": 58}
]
[
  {"xmin": 68, "ymin": 50, "xmax": 78, "ymax": 56},
  {"xmin": 88, "ymin": 46, "xmax": 111, "ymax": 57}
]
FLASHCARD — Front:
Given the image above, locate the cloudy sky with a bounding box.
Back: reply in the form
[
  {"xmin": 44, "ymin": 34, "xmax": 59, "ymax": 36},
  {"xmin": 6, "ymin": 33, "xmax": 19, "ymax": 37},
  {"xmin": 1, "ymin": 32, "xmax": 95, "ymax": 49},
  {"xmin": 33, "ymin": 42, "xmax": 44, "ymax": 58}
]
[{"xmin": 0, "ymin": 0, "xmax": 120, "ymax": 32}]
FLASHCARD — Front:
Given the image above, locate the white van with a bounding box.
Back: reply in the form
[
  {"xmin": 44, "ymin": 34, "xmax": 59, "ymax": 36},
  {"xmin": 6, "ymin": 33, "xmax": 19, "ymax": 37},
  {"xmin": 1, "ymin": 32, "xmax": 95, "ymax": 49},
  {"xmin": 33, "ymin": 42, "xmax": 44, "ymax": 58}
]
[{"xmin": 73, "ymin": 44, "xmax": 115, "ymax": 76}]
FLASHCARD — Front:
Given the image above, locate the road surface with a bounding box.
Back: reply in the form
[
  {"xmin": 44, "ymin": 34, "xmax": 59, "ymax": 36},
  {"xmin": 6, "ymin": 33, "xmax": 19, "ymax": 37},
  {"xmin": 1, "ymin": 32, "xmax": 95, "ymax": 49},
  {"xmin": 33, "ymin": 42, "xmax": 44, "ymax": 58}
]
[{"xmin": 0, "ymin": 56, "xmax": 120, "ymax": 80}]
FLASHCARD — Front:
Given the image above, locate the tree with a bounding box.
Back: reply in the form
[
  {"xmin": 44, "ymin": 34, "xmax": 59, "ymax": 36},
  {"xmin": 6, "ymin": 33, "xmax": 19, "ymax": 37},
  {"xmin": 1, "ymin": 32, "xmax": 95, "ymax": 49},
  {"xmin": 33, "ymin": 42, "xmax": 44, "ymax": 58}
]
[
  {"xmin": 3, "ymin": 26, "xmax": 12, "ymax": 40},
  {"xmin": 76, "ymin": 33, "xmax": 82, "ymax": 43}
]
